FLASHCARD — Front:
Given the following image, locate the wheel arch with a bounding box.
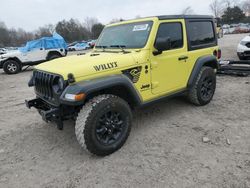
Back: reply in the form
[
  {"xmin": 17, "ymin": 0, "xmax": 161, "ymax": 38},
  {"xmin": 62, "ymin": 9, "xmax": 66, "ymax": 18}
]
[
  {"xmin": 60, "ymin": 75, "xmax": 142, "ymax": 108},
  {"xmin": 3, "ymin": 57, "xmax": 22, "ymax": 64},
  {"xmin": 46, "ymin": 51, "xmax": 63, "ymax": 60},
  {"xmin": 187, "ymin": 55, "xmax": 218, "ymax": 88}
]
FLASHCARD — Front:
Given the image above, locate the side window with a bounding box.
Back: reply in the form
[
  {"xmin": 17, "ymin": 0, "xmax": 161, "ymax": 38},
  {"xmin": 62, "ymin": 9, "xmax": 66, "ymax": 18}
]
[
  {"xmin": 188, "ymin": 21, "xmax": 215, "ymax": 47},
  {"xmin": 155, "ymin": 22, "xmax": 183, "ymax": 50},
  {"xmin": 29, "ymin": 41, "xmax": 42, "ymax": 51},
  {"xmin": 45, "ymin": 40, "xmax": 58, "ymax": 49}
]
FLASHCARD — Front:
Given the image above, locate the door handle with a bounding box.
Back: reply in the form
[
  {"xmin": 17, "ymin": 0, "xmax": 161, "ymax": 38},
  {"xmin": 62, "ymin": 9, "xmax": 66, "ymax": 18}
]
[{"xmin": 178, "ymin": 56, "xmax": 189, "ymax": 61}]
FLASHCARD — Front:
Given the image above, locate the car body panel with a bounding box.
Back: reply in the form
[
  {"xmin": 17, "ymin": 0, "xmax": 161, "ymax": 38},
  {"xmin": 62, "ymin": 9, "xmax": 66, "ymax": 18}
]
[{"xmin": 237, "ymin": 36, "xmax": 250, "ymax": 54}]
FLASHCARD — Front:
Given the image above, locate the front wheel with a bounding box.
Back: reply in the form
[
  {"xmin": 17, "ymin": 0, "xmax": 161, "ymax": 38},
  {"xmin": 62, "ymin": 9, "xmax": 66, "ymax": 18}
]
[
  {"xmin": 3, "ymin": 60, "xmax": 21, "ymax": 74},
  {"xmin": 187, "ymin": 66, "xmax": 216, "ymax": 106},
  {"xmin": 75, "ymin": 95, "xmax": 132, "ymax": 156}
]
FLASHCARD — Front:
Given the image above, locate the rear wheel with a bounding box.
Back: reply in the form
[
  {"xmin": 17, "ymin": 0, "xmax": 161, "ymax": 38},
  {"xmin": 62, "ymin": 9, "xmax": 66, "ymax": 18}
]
[
  {"xmin": 188, "ymin": 66, "xmax": 216, "ymax": 106},
  {"xmin": 3, "ymin": 60, "xmax": 21, "ymax": 74},
  {"xmin": 75, "ymin": 95, "xmax": 132, "ymax": 156},
  {"xmin": 48, "ymin": 54, "xmax": 61, "ymax": 61}
]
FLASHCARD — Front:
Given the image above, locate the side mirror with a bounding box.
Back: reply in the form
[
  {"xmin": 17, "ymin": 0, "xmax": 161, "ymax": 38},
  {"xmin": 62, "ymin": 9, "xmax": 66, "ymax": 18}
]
[{"xmin": 153, "ymin": 37, "xmax": 171, "ymax": 55}]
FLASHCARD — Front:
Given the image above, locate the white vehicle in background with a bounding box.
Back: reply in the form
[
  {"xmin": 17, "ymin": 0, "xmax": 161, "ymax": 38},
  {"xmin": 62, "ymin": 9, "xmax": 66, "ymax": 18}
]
[
  {"xmin": 0, "ymin": 34, "xmax": 67, "ymax": 74},
  {"xmin": 68, "ymin": 42, "xmax": 90, "ymax": 51},
  {"xmin": 0, "ymin": 48, "xmax": 7, "ymax": 55},
  {"xmin": 237, "ymin": 35, "xmax": 250, "ymax": 60}
]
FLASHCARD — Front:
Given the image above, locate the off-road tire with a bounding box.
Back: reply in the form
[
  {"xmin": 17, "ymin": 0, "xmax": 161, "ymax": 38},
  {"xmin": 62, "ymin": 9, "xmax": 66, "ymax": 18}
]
[
  {"xmin": 3, "ymin": 60, "xmax": 21, "ymax": 74},
  {"xmin": 188, "ymin": 66, "xmax": 216, "ymax": 106},
  {"xmin": 75, "ymin": 95, "xmax": 132, "ymax": 156}
]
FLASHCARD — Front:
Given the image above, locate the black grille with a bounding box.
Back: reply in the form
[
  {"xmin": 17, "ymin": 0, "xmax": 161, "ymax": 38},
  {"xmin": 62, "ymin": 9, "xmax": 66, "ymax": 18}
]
[{"xmin": 33, "ymin": 71, "xmax": 58, "ymax": 100}]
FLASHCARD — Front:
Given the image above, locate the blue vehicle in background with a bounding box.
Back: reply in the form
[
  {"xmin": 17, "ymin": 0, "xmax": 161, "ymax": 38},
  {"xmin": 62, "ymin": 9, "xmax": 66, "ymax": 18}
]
[{"xmin": 0, "ymin": 33, "xmax": 67, "ymax": 74}]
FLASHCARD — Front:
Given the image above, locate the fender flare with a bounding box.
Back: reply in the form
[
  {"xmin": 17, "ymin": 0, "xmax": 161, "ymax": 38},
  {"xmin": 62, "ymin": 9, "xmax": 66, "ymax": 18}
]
[
  {"xmin": 46, "ymin": 51, "xmax": 63, "ymax": 60},
  {"xmin": 187, "ymin": 55, "xmax": 218, "ymax": 88},
  {"xmin": 60, "ymin": 75, "xmax": 142, "ymax": 106},
  {"xmin": 0, "ymin": 57, "xmax": 22, "ymax": 68}
]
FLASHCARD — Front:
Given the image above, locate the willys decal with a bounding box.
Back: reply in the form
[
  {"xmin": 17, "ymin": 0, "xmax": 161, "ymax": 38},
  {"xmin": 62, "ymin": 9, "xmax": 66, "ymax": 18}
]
[{"xmin": 94, "ymin": 62, "xmax": 118, "ymax": 71}]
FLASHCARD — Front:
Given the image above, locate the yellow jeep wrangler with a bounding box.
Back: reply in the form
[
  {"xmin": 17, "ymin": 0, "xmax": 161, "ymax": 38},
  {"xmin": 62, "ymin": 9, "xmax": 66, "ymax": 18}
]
[{"xmin": 26, "ymin": 15, "xmax": 221, "ymax": 156}]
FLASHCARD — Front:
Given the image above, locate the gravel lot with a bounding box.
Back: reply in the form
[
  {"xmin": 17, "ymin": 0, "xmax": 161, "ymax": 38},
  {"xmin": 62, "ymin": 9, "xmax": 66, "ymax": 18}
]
[{"xmin": 0, "ymin": 34, "xmax": 250, "ymax": 188}]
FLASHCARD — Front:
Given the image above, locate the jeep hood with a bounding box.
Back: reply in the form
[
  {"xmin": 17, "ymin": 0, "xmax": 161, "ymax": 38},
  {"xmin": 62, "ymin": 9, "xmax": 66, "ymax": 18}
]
[{"xmin": 35, "ymin": 51, "xmax": 137, "ymax": 80}]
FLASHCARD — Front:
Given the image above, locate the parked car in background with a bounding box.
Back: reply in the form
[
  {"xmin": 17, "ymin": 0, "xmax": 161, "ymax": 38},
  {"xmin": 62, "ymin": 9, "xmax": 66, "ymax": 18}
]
[
  {"xmin": 234, "ymin": 26, "xmax": 250, "ymax": 34},
  {"xmin": 222, "ymin": 23, "xmax": 250, "ymax": 35},
  {"xmin": 67, "ymin": 41, "xmax": 80, "ymax": 48},
  {"xmin": 237, "ymin": 35, "xmax": 250, "ymax": 60},
  {"xmin": 88, "ymin": 40, "xmax": 97, "ymax": 48},
  {"xmin": 68, "ymin": 42, "xmax": 90, "ymax": 51},
  {"xmin": 216, "ymin": 26, "xmax": 223, "ymax": 38},
  {"xmin": 0, "ymin": 33, "xmax": 67, "ymax": 74},
  {"xmin": 0, "ymin": 48, "xmax": 7, "ymax": 55}
]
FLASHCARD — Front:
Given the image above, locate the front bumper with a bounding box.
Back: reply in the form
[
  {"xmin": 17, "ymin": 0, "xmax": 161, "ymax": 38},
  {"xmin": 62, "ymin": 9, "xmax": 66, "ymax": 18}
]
[
  {"xmin": 25, "ymin": 98, "xmax": 65, "ymax": 130},
  {"xmin": 0, "ymin": 60, "xmax": 6, "ymax": 68},
  {"xmin": 237, "ymin": 51, "xmax": 250, "ymax": 58}
]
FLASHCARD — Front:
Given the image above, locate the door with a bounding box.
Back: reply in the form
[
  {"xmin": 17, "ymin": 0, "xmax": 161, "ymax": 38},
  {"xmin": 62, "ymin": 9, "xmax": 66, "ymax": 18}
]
[
  {"xmin": 25, "ymin": 40, "xmax": 47, "ymax": 62},
  {"xmin": 150, "ymin": 20, "xmax": 190, "ymax": 95}
]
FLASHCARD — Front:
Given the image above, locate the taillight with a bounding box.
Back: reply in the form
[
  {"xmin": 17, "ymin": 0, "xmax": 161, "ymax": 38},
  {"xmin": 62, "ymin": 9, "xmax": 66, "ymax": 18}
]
[
  {"xmin": 213, "ymin": 49, "xmax": 222, "ymax": 59},
  {"xmin": 217, "ymin": 49, "xmax": 222, "ymax": 59}
]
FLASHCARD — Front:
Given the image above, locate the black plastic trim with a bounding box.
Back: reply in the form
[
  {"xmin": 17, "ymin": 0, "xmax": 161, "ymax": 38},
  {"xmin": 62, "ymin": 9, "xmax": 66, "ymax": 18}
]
[
  {"xmin": 187, "ymin": 55, "xmax": 218, "ymax": 88},
  {"xmin": 185, "ymin": 19, "xmax": 218, "ymax": 51},
  {"xmin": 60, "ymin": 75, "xmax": 142, "ymax": 106},
  {"xmin": 158, "ymin": 15, "xmax": 214, "ymax": 20},
  {"xmin": 140, "ymin": 89, "xmax": 187, "ymax": 108}
]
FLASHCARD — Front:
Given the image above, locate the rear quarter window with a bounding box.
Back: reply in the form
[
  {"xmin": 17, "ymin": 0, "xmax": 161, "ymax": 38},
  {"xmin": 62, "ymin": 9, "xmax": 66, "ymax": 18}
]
[{"xmin": 187, "ymin": 21, "xmax": 217, "ymax": 50}]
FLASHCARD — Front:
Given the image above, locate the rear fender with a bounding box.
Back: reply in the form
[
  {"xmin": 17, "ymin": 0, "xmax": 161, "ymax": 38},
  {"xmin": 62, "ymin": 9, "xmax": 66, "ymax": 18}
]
[{"xmin": 188, "ymin": 55, "xmax": 218, "ymax": 88}]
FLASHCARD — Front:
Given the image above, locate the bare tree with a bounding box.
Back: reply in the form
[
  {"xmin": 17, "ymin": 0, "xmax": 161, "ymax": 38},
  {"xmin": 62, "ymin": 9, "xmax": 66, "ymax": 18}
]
[
  {"xmin": 109, "ymin": 18, "xmax": 125, "ymax": 24},
  {"xmin": 241, "ymin": 0, "xmax": 250, "ymax": 16},
  {"xmin": 210, "ymin": 0, "xmax": 224, "ymax": 18},
  {"xmin": 36, "ymin": 24, "xmax": 55, "ymax": 37},
  {"xmin": 222, "ymin": 0, "xmax": 238, "ymax": 8},
  {"xmin": 181, "ymin": 6, "xmax": 194, "ymax": 15},
  {"xmin": 84, "ymin": 17, "xmax": 98, "ymax": 33}
]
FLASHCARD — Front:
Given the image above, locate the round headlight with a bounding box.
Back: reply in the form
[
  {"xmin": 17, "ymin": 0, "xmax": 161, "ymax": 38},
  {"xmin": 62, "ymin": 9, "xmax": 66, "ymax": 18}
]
[{"xmin": 53, "ymin": 77, "xmax": 64, "ymax": 94}]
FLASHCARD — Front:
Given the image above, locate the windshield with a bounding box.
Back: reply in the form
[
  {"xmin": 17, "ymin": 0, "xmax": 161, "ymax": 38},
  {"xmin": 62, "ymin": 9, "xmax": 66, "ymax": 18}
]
[{"xmin": 96, "ymin": 21, "xmax": 153, "ymax": 49}]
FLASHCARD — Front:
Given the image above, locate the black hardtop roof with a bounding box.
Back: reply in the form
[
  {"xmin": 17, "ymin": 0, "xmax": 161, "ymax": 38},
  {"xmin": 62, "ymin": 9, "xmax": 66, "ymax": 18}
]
[{"xmin": 157, "ymin": 15, "xmax": 214, "ymax": 20}]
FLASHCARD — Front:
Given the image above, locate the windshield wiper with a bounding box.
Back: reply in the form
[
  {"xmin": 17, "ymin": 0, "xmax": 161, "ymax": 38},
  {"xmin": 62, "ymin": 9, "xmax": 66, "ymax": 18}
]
[{"xmin": 110, "ymin": 45, "xmax": 129, "ymax": 53}]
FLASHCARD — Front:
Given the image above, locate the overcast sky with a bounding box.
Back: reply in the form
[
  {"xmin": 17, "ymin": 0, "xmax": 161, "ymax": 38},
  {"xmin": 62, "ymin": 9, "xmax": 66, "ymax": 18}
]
[{"xmin": 1, "ymin": 0, "xmax": 223, "ymax": 31}]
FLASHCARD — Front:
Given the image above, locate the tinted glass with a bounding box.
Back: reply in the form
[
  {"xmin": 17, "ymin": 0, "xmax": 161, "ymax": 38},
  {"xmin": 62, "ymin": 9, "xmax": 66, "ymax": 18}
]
[
  {"xmin": 155, "ymin": 22, "xmax": 183, "ymax": 50},
  {"xmin": 189, "ymin": 21, "xmax": 215, "ymax": 46},
  {"xmin": 96, "ymin": 21, "xmax": 153, "ymax": 49}
]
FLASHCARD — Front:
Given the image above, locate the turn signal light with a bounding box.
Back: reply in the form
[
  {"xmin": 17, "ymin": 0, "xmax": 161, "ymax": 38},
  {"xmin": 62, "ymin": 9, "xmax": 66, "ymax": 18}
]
[{"xmin": 65, "ymin": 93, "xmax": 86, "ymax": 101}]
